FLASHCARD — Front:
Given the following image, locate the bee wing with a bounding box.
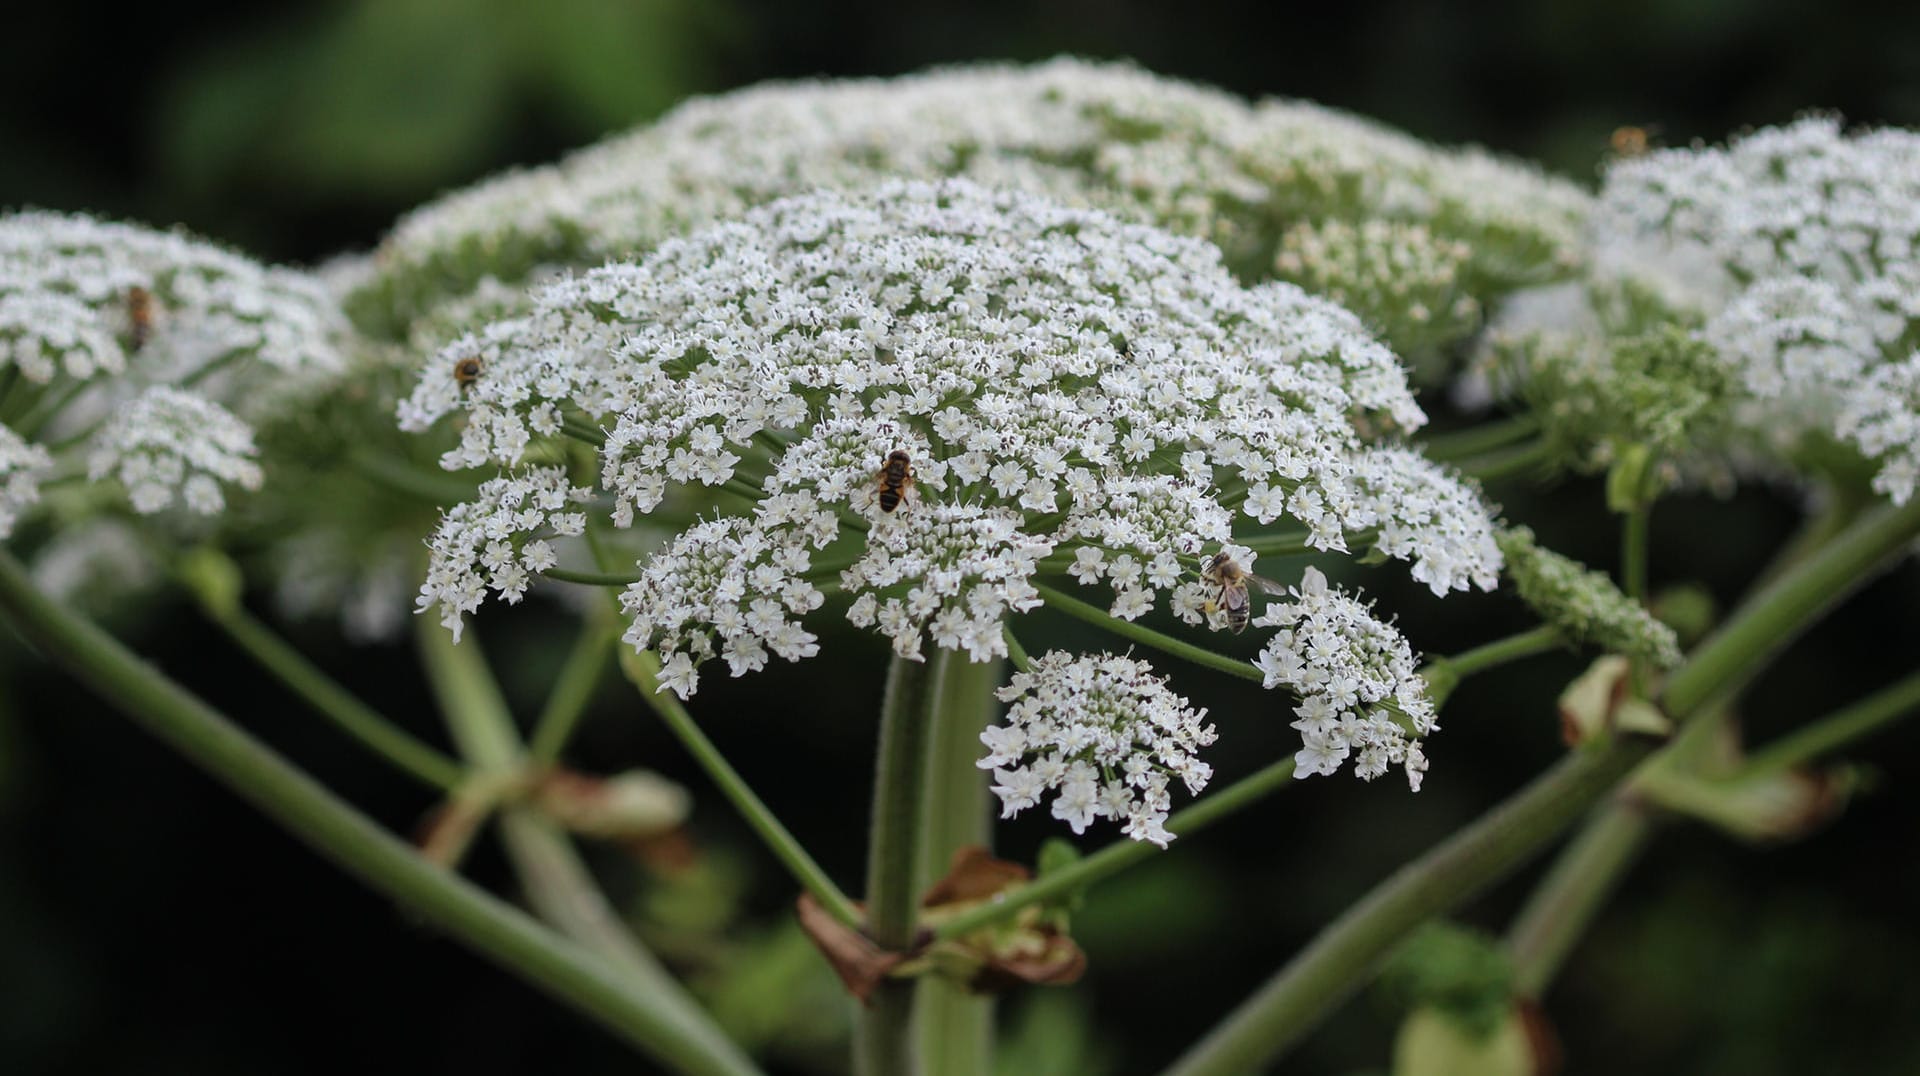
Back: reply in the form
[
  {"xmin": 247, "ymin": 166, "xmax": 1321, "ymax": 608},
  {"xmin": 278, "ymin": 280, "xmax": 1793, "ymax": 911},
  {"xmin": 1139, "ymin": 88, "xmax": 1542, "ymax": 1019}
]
[{"xmin": 1245, "ymin": 573, "xmax": 1289, "ymax": 597}]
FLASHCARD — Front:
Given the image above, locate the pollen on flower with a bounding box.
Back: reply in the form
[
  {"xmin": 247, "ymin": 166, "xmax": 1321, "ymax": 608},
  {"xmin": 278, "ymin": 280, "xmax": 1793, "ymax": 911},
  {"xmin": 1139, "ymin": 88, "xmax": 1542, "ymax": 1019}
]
[
  {"xmin": 981, "ymin": 650, "xmax": 1218, "ymax": 847},
  {"xmin": 1252, "ymin": 566, "xmax": 1435, "ymax": 790},
  {"xmin": 84, "ymin": 388, "xmax": 264, "ymax": 516}
]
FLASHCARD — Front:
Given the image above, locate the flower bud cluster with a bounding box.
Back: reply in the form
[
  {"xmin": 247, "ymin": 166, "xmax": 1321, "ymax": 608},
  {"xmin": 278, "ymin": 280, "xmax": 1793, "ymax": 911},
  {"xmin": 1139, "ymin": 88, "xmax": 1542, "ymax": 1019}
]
[
  {"xmin": 1495, "ymin": 526, "xmax": 1681, "ymax": 667},
  {"xmin": 981, "ymin": 651, "xmax": 1218, "ymax": 847}
]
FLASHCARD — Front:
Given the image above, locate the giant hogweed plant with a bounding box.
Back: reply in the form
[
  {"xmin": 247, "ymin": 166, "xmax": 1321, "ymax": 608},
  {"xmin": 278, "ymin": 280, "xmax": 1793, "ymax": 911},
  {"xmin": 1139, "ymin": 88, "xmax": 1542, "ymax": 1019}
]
[{"xmin": 1, "ymin": 61, "xmax": 1916, "ymax": 1076}]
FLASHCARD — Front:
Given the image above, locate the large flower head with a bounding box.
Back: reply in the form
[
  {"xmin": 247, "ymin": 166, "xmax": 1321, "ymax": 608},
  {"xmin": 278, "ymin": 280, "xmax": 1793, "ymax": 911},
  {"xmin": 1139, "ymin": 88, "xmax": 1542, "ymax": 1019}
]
[
  {"xmin": 405, "ymin": 182, "xmax": 1500, "ymax": 814},
  {"xmin": 0, "ymin": 210, "xmax": 349, "ymax": 539},
  {"xmin": 356, "ymin": 60, "xmax": 1588, "ymax": 368},
  {"xmin": 1488, "ymin": 118, "xmax": 1920, "ymax": 499}
]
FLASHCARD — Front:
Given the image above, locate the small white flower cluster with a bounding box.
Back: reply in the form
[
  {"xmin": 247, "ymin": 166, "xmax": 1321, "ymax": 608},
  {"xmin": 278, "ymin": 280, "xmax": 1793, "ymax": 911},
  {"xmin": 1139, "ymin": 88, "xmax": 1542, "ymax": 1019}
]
[
  {"xmin": 981, "ymin": 651, "xmax": 1218, "ymax": 847},
  {"xmin": 1251, "ymin": 567, "xmax": 1434, "ymax": 789},
  {"xmin": 1836, "ymin": 354, "xmax": 1920, "ymax": 504},
  {"xmin": 415, "ymin": 467, "xmax": 592, "ymax": 641},
  {"xmin": 0, "ymin": 425, "xmax": 54, "ymax": 538},
  {"xmin": 358, "ymin": 59, "xmax": 1588, "ymax": 356},
  {"xmin": 407, "ymin": 183, "xmax": 1501, "ymax": 703},
  {"xmin": 85, "ymin": 388, "xmax": 263, "ymax": 515},
  {"xmin": 1565, "ymin": 118, "xmax": 1920, "ymax": 496},
  {"xmin": 0, "ymin": 210, "xmax": 351, "ymax": 536}
]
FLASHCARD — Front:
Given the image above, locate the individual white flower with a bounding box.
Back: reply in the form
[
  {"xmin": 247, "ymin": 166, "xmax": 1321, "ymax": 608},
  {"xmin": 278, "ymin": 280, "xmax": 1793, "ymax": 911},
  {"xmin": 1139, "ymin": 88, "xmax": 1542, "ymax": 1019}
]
[
  {"xmin": 358, "ymin": 59, "xmax": 1587, "ymax": 357},
  {"xmin": 982, "ymin": 651, "xmax": 1218, "ymax": 847},
  {"xmin": 1252, "ymin": 567, "xmax": 1434, "ymax": 790},
  {"xmin": 407, "ymin": 183, "xmax": 1500, "ymax": 697},
  {"xmin": 415, "ymin": 466, "xmax": 593, "ymax": 642},
  {"xmin": 0, "ymin": 425, "xmax": 54, "ymax": 539},
  {"xmin": 84, "ymin": 387, "xmax": 263, "ymax": 516}
]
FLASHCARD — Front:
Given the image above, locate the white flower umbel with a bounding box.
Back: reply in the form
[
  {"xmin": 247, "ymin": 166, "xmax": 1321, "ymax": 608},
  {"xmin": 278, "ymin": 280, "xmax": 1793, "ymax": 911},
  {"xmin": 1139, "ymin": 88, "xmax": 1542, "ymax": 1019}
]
[
  {"xmin": 0, "ymin": 210, "xmax": 353, "ymax": 535},
  {"xmin": 982, "ymin": 651, "xmax": 1218, "ymax": 847},
  {"xmin": 85, "ymin": 388, "xmax": 263, "ymax": 515},
  {"xmin": 1252, "ymin": 567, "xmax": 1434, "ymax": 790},
  {"xmin": 0, "ymin": 425, "xmax": 54, "ymax": 538},
  {"xmin": 406, "ymin": 183, "xmax": 1500, "ymax": 699},
  {"xmin": 358, "ymin": 59, "xmax": 1588, "ymax": 358},
  {"xmin": 0, "ymin": 210, "xmax": 347, "ymax": 408},
  {"xmin": 416, "ymin": 466, "xmax": 593, "ymax": 642},
  {"xmin": 1539, "ymin": 117, "xmax": 1920, "ymax": 496}
]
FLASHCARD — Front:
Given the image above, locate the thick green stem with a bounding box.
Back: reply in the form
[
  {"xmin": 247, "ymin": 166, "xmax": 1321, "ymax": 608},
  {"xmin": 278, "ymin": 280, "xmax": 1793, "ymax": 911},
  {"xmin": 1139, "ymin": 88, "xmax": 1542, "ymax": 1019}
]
[
  {"xmin": 0, "ymin": 552, "xmax": 758, "ymax": 1076},
  {"xmin": 1663, "ymin": 495, "xmax": 1920, "ymax": 718},
  {"xmin": 915, "ymin": 655, "xmax": 1002, "ymax": 1076},
  {"xmin": 1162, "ymin": 494, "xmax": 1920, "ymax": 1076},
  {"xmin": 933, "ymin": 754, "xmax": 1298, "ymax": 942},
  {"xmin": 198, "ymin": 598, "xmax": 464, "ymax": 791},
  {"xmin": 1164, "ymin": 746, "xmax": 1650, "ymax": 1076},
  {"xmin": 616, "ymin": 648, "xmax": 862, "ymax": 930},
  {"xmin": 1031, "ymin": 583, "xmax": 1261, "ymax": 684},
  {"xmin": 1504, "ymin": 800, "xmax": 1654, "ymax": 998},
  {"xmin": 856, "ymin": 653, "xmax": 939, "ymax": 1076}
]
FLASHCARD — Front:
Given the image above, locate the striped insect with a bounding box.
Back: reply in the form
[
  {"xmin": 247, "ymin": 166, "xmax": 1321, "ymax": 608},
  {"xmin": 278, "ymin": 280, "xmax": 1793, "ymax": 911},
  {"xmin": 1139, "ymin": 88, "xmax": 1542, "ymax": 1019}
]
[{"xmin": 875, "ymin": 450, "xmax": 915, "ymax": 513}]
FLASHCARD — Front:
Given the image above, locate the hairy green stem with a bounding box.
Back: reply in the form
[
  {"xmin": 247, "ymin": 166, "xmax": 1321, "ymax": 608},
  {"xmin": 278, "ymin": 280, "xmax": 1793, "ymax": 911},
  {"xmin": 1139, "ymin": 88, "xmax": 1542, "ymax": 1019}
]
[
  {"xmin": 857, "ymin": 653, "xmax": 940, "ymax": 1076},
  {"xmin": 615, "ymin": 648, "xmax": 862, "ymax": 930},
  {"xmin": 1162, "ymin": 494, "xmax": 1920, "ymax": 1076},
  {"xmin": 0, "ymin": 551, "xmax": 758, "ymax": 1076},
  {"xmin": 1031, "ymin": 583, "xmax": 1261, "ymax": 684},
  {"xmin": 1504, "ymin": 800, "xmax": 1654, "ymax": 998},
  {"xmin": 934, "ymin": 755, "xmax": 1298, "ymax": 942},
  {"xmin": 197, "ymin": 597, "xmax": 464, "ymax": 791},
  {"xmin": 915, "ymin": 655, "xmax": 1002, "ymax": 1076}
]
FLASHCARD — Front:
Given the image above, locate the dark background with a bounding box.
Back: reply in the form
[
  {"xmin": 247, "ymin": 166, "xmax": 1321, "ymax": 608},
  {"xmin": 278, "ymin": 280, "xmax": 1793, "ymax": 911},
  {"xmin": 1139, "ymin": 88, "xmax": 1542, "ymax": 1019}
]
[{"xmin": 5, "ymin": 2, "xmax": 1920, "ymax": 1073}]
